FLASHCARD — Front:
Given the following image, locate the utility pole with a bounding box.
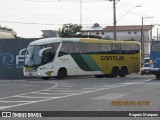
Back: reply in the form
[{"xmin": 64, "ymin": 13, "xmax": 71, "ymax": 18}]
[
  {"xmin": 113, "ymin": 0, "xmax": 116, "ymax": 40},
  {"xmin": 141, "ymin": 17, "xmax": 144, "ymax": 61},
  {"xmin": 109, "ymin": 0, "xmax": 119, "ymax": 40},
  {"xmin": 141, "ymin": 16, "xmax": 154, "ymax": 62}
]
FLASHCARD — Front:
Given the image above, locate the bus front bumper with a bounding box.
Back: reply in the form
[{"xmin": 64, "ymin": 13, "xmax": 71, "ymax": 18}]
[
  {"xmin": 23, "ymin": 69, "xmax": 54, "ymax": 77},
  {"xmin": 23, "ymin": 71, "xmax": 41, "ymax": 77}
]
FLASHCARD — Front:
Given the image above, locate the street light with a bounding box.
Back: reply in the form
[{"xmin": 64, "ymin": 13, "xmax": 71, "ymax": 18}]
[
  {"xmin": 117, "ymin": 5, "xmax": 142, "ymax": 22},
  {"xmin": 109, "ymin": 0, "xmax": 141, "ymax": 40}
]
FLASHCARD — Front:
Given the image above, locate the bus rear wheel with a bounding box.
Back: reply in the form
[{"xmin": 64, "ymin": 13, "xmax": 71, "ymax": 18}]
[
  {"xmin": 56, "ymin": 68, "xmax": 67, "ymax": 79},
  {"xmin": 111, "ymin": 66, "xmax": 119, "ymax": 77},
  {"xmin": 119, "ymin": 67, "xmax": 128, "ymax": 77}
]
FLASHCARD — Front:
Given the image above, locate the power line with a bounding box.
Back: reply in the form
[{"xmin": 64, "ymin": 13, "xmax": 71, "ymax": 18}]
[
  {"xmin": 125, "ymin": 0, "xmax": 135, "ymax": 7},
  {"xmin": 0, "ymin": 20, "xmax": 63, "ymax": 25},
  {"xmin": 22, "ymin": 0, "xmax": 109, "ymax": 3},
  {"xmin": 0, "ymin": 20, "xmax": 109, "ymax": 26},
  {"xmin": 22, "ymin": 0, "xmax": 59, "ymax": 2}
]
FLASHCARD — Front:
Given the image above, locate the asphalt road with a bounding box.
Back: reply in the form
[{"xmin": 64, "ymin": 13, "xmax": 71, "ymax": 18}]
[{"xmin": 0, "ymin": 74, "xmax": 160, "ymax": 120}]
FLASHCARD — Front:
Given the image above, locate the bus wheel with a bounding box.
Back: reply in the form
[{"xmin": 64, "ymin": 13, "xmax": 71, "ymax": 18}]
[
  {"xmin": 111, "ymin": 67, "xmax": 119, "ymax": 77},
  {"xmin": 119, "ymin": 67, "xmax": 128, "ymax": 77},
  {"xmin": 56, "ymin": 68, "xmax": 67, "ymax": 79},
  {"xmin": 156, "ymin": 74, "xmax": 160, "ymax": 80},
  {"xmin": 41, "ymin": 77, "xmax": 50, "ymax": 80}
]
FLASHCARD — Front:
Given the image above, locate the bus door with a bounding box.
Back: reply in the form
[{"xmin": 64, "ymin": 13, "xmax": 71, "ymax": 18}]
[{"xmin": 39, "ymin": 47, "xmax": 55, "ymax": 76}]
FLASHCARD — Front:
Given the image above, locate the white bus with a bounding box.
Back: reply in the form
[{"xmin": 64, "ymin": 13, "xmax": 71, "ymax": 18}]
[{"xmin": 23, "ymin": 37, "xmax": 141, "ymax": 80}]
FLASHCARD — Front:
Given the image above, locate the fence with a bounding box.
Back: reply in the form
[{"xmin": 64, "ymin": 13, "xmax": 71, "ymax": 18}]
[{"xmin": 0, "ymin": 38, "xmax": 37, "ymax": 79}]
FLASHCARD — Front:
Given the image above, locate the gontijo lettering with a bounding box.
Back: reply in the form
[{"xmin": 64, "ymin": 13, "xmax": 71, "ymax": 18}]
[{"xmin": 101, "ymin": 56, "xmax": 124, "ymax": 61}]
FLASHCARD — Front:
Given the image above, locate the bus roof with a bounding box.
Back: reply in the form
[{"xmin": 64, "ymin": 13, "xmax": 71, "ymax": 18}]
[{"xmin": 29, "ymin": 37, "xmax": 140, "ymax": 45}]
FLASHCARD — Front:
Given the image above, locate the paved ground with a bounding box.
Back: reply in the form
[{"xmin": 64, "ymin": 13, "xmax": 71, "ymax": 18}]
[{"xmin": 0, "ymin": 74, "xmax": 160, "ymax": 120}]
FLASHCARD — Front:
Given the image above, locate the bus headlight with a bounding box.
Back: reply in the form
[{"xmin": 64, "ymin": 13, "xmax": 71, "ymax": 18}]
[
  {"xmin": 37, "ymin": 67, "xmax": 44, "ymax": 71},
  {"xmin": 23, "ymin": 68, "xmax": 26, "ymax": 71}
]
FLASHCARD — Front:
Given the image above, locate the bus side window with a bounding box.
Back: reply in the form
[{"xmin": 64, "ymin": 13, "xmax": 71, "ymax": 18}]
[
  {"xmin": 48, "ymin": 52, "xmax": 54, "ymax": 61},
  {"xmin": 121, "ymin": 44, "xmax": 127, "ymax": 54},
  {"xmin": 44, "ymin": 43, "xmax": 59, "ymax": 61},
  {"xmin": 123, "ymin": 44, "xmax": 140, "ymax": 54},
  {"xmin": 74, "ymin": 43, "xmax": 86, "ymax": 54},
  {"xmin": 58, "ymin": 42, "xmax": 73, "ymax": 57},
  {"xmin": 42, "ymin": 51, "xmax": 48, "ymax": 64},
  {"xmin": 87, "ymin": 44, "xmax": 99, "ymax": 54},
  {"xmin": 111, "ymin": 44, "xmax": 121, "ymax": 54},
  {"xmin": 100, "ymin": 44, "xmax": 111, "ymax": 53},
  {"xmin": 132, "ymin": 44, "xmax": 140, "ymax": 53}
]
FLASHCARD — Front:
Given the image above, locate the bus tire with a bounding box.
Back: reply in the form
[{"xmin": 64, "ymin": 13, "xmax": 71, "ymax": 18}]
[
  {"xmin": 56, "ymin": 68, "xmax": 67, "ymax": 79},
  {"xmin": 111, "ymin": 66, "xmax": 119, "ymax": 77},
  {"xmin": 156, "ymin": 74, "xmax": 160, "ymax": 80},
  {"xmin": 119, "ymin": 66, "xmax": 128, "ymax": 77},
  {"xmin": 41, "ymin": 77, "xmax": 50, "ymax": 80}
]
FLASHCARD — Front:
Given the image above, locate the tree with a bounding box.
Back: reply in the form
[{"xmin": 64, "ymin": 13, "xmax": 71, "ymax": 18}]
[{"xmin": 58, "ymin": 23, "xmax": 82, "ymax": 37}]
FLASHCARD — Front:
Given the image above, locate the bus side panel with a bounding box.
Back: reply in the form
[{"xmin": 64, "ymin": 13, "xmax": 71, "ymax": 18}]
[
  {"xmin": 91, "ymin": 53, "xmax": 140, "ymax": 74},
  {"xmin": 55, "ymin": 55, "xmax": 103, "ymax": 76}
]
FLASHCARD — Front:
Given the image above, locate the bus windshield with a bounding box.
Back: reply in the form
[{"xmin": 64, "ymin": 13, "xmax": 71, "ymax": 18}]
[
  {"xmin": 24, "ymin": 43, "xmax": 60, "ymax": 67},
  {"xmin": 25, "ymin": 45, "xmax": 45, "ymax": 67}
]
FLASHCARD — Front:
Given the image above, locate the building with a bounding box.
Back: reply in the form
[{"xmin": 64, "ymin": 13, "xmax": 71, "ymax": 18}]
[
  {"xmin": 81, "ymin": 23, "xmax": 106, "ymax": 37},
  {"xmin": 81, "ymin": 24, "xmax": 154, "ymax": 57},
  {"xmin": 41, "ymin": 30, "xmax": 59, "ymax": 38},
  {"xmin": 0, "ymin": 30, "xmax": 15, "ymax": 39}
]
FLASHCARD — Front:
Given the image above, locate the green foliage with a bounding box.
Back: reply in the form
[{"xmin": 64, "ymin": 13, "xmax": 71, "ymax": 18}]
[
  {"xmin": 0, "ymin": 25, "xmax": 13, "ymax": 31},
  {"xmin": 58, "ymin": 23, "xmax": 82, "ymax": 37}
]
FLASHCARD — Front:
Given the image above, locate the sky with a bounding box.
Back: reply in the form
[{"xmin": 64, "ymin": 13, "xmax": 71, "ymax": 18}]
[{"xmin": 0, "ymin": 0, "xmax": 160, "ymax": 38}]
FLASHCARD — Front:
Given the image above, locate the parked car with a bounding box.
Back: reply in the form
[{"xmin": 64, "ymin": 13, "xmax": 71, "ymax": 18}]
[
  {"xmin": 144, "ymin": 57, "xmax": 150, "ymax": 64},
  {"xmin": 141, "ymin": 62, "xmax": 151, "ymax": 75}
]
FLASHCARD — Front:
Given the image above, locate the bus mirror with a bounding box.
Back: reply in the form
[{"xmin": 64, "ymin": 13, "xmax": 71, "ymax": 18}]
[{"xmin": 39, "ymin": 47, "xmax": 52, "ymax": 57}]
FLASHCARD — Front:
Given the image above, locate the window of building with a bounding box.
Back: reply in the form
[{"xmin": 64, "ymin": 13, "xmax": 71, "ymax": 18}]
[
  {"xmin": 96, "ymin": 32, "xmax": 99, "ymax": 35},
  {"xmin": 134, "ymin": 31, "xmax": 137, "ymax": 34},
  {"xmin": 128, "ymin": 32, "xmax": 131, "ymax": 34}
]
